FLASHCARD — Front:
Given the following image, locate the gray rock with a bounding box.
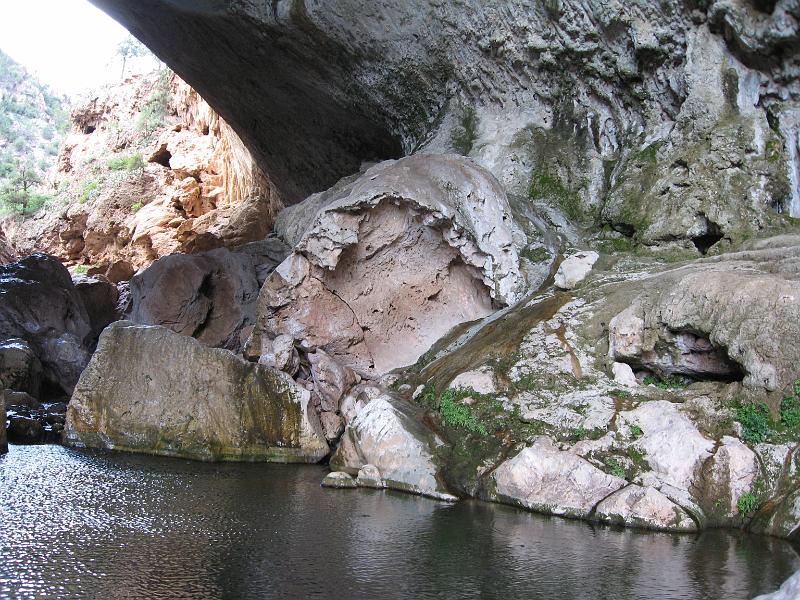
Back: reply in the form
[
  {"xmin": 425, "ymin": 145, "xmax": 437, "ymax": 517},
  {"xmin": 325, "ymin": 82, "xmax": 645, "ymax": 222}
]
[
  {"xmin": 309, "ymin": 350, "xmax": 356, "ymax": 413},
  {"xmin": 0, "ymin": 339, "xmax": 42, "ymax": 398},
  {"xmin": 64, "ymin": 322, "xmax": 329, "ymax": 462},
  {"xmin": 554, "ymin": 251, "xmax": 599, "ymax": 290},
  {"xmin": 356, "ymin": 464, "xmax": 386, "ymax": 489},
  {"xmin": 0, "ymin": 254, "xmax": 93, "ymax": 398},
  {"xmin": 7, "ymin": 415, "xmax": 44, "ymax": 444},
  {"xmin": 2, "ymin": 389, "xmax": 40, "ymax": 411},
  {"xmin": 258, "ymin": 335, "xmax": 300, "ymax": 377},
  {"xmin": 490, "ymin": 436, "xmax": 627, "ymax": 519},
  {"xmin": 321, "ymin": 471, "xmax": 357, "ymax": 489},
  {"xmin": 594, "ymin": 485, "xmax": 697, "ymax": 532},
  {"xmin": 72, "ymin": 275, "xmax": 120, "ymax": 344},
  {"xmin": 124, "ymin": 245, "xmax": 284, "ymax": 353},
  {"xmin": 753, "ymin": 570, "xmax": 800, "ymax": 600},
  {"xmin": 331, "ymin": 390, "xmax": 457, "ymax": 501}
]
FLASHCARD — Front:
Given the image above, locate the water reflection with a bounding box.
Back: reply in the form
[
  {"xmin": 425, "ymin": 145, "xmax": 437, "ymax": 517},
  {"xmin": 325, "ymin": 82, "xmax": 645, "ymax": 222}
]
[{"xmin": 0, "ymin": 445, "xmax": 797, "ymax": 599}]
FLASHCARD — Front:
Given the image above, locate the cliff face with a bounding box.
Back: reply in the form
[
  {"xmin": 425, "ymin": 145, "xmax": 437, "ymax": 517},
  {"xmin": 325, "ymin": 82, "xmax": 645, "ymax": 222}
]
[
  {"xmin": 23, "ymin": 0, "xmax": 799, "ymax": 541},
  {"xmin": 91, "ymin": 0, "xmax": 799, "ymax": 249},
  {"xmin": 1, "ymin": 70, "xmax": 282, "ymax": 280}
]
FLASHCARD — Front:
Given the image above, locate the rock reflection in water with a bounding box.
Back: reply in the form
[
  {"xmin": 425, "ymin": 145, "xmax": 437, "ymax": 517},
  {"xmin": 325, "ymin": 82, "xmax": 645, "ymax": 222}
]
[{"xmin": 0, "ymin": 445, "xmax": 797, "ymax": 599}]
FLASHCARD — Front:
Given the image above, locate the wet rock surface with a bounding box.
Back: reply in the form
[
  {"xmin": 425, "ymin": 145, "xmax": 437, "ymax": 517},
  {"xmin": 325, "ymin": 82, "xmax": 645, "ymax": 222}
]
[
  {"xmin": 64, "ymin": 322, "xmax": 329, "ymax": 462},
  {"xmin": 331, "ymin": 385, "xmax": 457, "ymax": 501},
  {"xmin": 0, "ymin": 254, "xmax": 94, "ymax": 398}
]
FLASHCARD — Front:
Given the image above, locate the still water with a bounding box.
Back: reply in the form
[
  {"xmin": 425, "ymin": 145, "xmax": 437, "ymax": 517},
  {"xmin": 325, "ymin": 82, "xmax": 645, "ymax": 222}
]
[{"xmin": 1, "ymin": 445, "xmax": 798, "ymax": 600}]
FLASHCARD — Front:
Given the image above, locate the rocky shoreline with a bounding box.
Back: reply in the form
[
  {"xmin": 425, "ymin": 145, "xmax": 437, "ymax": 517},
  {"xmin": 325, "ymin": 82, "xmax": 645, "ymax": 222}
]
[{"xmin": 1, "ymin": 0, "xmax": 799, "ymax": 562}]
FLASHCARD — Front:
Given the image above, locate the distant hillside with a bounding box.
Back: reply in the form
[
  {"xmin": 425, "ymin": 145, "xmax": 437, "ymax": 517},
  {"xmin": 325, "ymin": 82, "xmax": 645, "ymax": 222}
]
[{"xmin": 0, "ymin": 49, "xmax": 69, "ymax": 215}]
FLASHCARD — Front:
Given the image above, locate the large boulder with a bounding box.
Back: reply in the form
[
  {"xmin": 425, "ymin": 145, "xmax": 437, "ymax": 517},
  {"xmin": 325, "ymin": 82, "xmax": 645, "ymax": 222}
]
[
  {"xmin": 0, "ymin": 254, "xmax": 94, "ymax": 398},
  {"xmin": 489, "ymin": 436, "xmax": 627, "ymax": 519},
  {"xmin": 247, "ymin": 155, "xmax": 525, "ymax": 375},
  {"xmin": 124, "ymin": 239, "xmax": 289, "ymax": 353},
  {"xmin": 64, "ymin": 322, "xmax": 329, "ymax": 462},
  {"xmin": 331, "ymin": 385, "xmax": 457, "ymax": 501},
  {"xmin": 72, "ymin": 275, "xmax": 120, "ymax": 344},
  {"xmin": 0, "ymin": 339, "xmax": 43, "ymax": 398}
]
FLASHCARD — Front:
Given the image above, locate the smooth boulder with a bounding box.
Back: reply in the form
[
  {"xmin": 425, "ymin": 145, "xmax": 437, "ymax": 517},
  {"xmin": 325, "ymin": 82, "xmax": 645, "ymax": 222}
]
[
  {"xmin": 64, "ymin": 322, "xmax": 329, "ymax": 462},
  {"xmin": 0, "ymin": 254, "xmax": 94, "ymax": 398}
]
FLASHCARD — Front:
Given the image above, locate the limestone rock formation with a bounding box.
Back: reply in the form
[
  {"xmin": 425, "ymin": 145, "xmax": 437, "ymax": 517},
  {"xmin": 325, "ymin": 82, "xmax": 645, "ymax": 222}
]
[
  {"xmin": 93, "ymin": 0, "xmax": 799, "ymax": 246},
  {"xmin": 754, "ymin": 570, "xmax": 800, "ymax": 600},
  {"xmin": 489, "ymin": 436, "xmax": 627, "ymax": 519},
  {"xmin": 123, "ymin": 238, "xmax": 289, "ymax": 352},
  {"xmin": 321, "ymin": 471, "xmax": 357, "ymax": 489},
  {"xmin": 0, "ymin": 254, "xmax": 94, "ymax": 398},
  {"xmin": 396, "ymin": 235, "xmax": 800, "ymax": 536},
  {"xmin": 1, "ymin": 71, "xmax": 282, "ymax": 278},
  {"xmin": 247, "ymin": 154, "xmax": 525, "ymax": 375},
  {"xmin": 554, "ymin": 251, "xmax": 600, "ymax": 290},
  {"xmin": 331, "ymin": 385, "xmax": 457, "ymax": 501},
  {"xmin": 64, "ymin": 322, "xmax": 329, "ymax": 462}
]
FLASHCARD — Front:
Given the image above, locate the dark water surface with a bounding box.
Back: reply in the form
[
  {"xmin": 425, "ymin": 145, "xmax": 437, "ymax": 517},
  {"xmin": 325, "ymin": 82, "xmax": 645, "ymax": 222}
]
[{"xmin": 1, "ymin": 445, "xmax": 798, "ymax": 600}]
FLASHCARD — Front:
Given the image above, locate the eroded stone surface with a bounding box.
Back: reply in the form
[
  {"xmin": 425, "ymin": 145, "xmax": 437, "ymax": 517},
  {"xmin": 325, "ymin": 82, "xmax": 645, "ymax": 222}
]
[
  {"xmin": 321, "ymin": 472, "xmax": 357, "ymax": 489},
  {"xmin": 490, "ymin": 436, "xmax": 627, "ymax": 519},
  {"xmin": 64, "ymin": 322, "xmax": 329, "ymax": 462},
  {"xmin": 554, "ymin": 251, "xmax": 599, "ymax": 290},
  {"xmin": 125, "ymin": 240, "xmax": 289, "ymax": 353},
  {"xmin": 249, "ymin": 155, "xmax": 524, "ymax": 375},
  {"xmin": 0, "ymin": 254, "xmax": 93, "ymax": 398},
  {"xmin": 331, "ymin": 390, "xmax": 456, "ymax": 501},
  {"xmin": 594, "ymin": 485, "xmax": 697, "ymax": 532}
]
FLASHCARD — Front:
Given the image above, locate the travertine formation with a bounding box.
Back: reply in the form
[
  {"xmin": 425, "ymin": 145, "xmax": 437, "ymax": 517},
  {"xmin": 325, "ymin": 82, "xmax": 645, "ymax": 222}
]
[
  {"xmin": 2, "ymin": 0, "xmax": 799, "ymax": 557},
  {"xmin": 247, "ymin": 154, "xmax": 524, "ymax": 375}
]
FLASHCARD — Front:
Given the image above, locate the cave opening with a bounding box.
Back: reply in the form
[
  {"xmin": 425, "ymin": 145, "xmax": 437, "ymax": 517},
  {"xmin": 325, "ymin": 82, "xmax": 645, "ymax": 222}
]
[{"xmin": 692, "ymin": 220, "xmax": 724, "ymax": 254}]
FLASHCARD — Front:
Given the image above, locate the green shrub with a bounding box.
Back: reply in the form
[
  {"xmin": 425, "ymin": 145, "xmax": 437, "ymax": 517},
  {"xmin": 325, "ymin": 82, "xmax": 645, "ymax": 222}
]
[
  {"xmin": 78, "ymin": 180, "xmax": 100, "ymax": 204},
  {"xmin": 605, "ymin": 458, "xmax": 626, "ymax": 479},
  {"xmin": 736, "ymin": 402, "xmax": 771, "ymax": 444},
  {"xmin": 73, "ymin": 265, "xmax": 90, "ymax": 275},
  {"xmin": 629, "ymin": 424, "xmax": 643, "ymax": 439},
  {"xmin": 130, "ymin": 201, "xmax": 143, "ymax": 212},
  {"xmin": 107, "ymin": 153, "xmax": 144, "ymax": 171},
  {"xmin": 642, "ymin": 375, "xmax": 688, "ymax": 390},
  {"xmin": 780, "ymin": 389, "xmax": 800, "ymax": 429},
  {"xmin": 737, "ymin": 492, "xmax": 758, "ymax": 515},
  {"xmin": 136, "ymin": 69, "xmax": 171, "ymax": 134},
  {"xmin": 439, "ymin": 390, "xmax": 489, "ymax": 436}
]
